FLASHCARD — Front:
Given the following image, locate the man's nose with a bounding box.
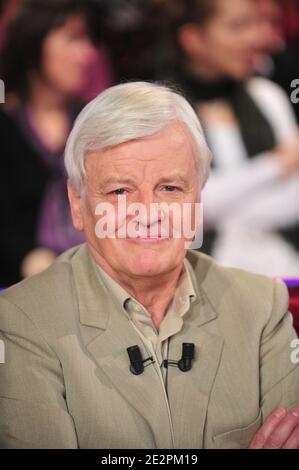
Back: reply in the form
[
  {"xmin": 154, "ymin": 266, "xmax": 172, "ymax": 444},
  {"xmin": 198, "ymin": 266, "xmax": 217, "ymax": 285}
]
[{"xmin": 135, "ymin": 190, "xmax": 162, "ymax": 227}]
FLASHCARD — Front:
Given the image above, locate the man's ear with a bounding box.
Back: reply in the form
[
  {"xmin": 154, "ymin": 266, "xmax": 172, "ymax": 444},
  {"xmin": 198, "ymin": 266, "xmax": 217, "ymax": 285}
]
[
  {"xmin": 67, "ymin": 180, "xmax": 84, "ymax": 231},
  {"xmin": 177, "ymin": 23, "xmax": 206, "ymax": 60}
]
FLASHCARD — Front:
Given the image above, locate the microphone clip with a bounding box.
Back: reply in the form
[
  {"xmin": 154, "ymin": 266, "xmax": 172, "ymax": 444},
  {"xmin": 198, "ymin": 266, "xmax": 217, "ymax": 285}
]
[
  {"xmin": 163, "ymin": 343, "xmax": 195, "ymax": 372},
  {"xmin": 127, "ymin": 345, "xmax": 155, "ymax": 375}
]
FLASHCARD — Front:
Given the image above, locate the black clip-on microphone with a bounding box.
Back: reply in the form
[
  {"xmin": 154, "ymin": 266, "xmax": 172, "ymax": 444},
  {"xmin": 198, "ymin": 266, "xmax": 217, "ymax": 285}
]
[
  {"xmin": 127, "ymin": 345, "xmax": 155, "ymax": 375},
  {"xmin": 127, "ymin": 343, "xmax": 195, "ymax": 375},
  {"xmin": 163, "ymin": 343, "xmax": 195, "ymax": 372}
]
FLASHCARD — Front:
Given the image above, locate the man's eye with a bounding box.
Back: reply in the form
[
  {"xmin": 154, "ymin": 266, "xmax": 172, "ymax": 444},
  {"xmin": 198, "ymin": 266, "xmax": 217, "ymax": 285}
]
[
  {"xmin": 109, "ymin": 188, "xmax": 127, "ymax": 195},
  {"xmin": 163, "ymin": 186, "xmax": 179, "ymax": 192}
]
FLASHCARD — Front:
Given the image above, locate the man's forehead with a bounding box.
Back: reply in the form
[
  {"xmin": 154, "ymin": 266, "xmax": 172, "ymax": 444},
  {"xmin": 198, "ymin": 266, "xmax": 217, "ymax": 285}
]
[
  {"xmin": 99, "ymin": 172, "xmax": 193, "ymax": 186},
  {"xmin": 85, "ymin": 125, "xmax": 197, "ymax": 177}
]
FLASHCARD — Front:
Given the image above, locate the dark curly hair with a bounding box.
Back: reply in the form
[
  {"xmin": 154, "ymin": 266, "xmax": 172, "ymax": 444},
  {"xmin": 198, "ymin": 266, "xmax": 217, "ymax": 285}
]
[{"xmin": 0, "ymin": 0, "xmax": 103, "ymax": 101}]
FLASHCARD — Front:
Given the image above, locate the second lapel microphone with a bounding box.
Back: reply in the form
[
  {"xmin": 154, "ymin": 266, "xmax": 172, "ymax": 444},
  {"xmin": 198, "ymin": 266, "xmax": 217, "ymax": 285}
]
[
  {"xmin": 163, "ymin": 343, "xmax": 195, "ymax": 372},
  {"xmin": 127, "ymin": 343, "xmax": 195, "ymax": 375}
]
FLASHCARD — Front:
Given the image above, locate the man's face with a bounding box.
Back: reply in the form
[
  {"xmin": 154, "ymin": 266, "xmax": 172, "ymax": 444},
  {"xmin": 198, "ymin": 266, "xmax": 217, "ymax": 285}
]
[{"xmin": 68, "ymin": 122, "xmax": 200, "ymax": 280}]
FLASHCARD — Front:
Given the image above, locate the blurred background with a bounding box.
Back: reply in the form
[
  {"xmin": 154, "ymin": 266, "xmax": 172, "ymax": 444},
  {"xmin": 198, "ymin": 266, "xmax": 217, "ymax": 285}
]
[{"xmin": 0, "ymin": 1, "xmax": 299, "ymax": 328}]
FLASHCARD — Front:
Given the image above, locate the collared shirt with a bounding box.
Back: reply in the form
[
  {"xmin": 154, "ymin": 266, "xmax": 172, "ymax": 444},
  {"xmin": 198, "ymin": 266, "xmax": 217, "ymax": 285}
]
[{"xmin": 96, "ymin": 259, "xmax": 197, "ymax": 384}]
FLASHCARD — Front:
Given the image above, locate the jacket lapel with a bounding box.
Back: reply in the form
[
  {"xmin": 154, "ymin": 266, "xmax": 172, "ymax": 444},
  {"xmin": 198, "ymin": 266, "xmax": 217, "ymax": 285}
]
[
  {"xmin": 165, "ymin": 251, "xmax": 224, "ymax": 448},
  {"xmin": 167, "ymin": 289, "xmax": 224, "ymax": 449},
  {"xmin": 71, "ymin": 245, "xmax": 174, "ymax": 448}
]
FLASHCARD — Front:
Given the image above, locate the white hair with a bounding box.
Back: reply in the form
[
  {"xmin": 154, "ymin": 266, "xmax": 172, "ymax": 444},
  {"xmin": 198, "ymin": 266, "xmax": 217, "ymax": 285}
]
[{"xmin": 64, "ymin": 81, "xmax": 212, "ymax": 194}]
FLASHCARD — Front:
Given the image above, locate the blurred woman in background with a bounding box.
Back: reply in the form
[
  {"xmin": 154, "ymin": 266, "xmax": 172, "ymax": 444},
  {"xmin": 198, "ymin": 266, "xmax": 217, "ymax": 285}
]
[
  {"xmin": 0, "ymin": 0, "xmax": 99, "ymax": 285},
  {"xmin": 155, "ymin": 0, "xmax": 299, "ymax": 277},
  {"xmin": 254, "ymin": 0, "xmax": 299, "ymax": 122}
]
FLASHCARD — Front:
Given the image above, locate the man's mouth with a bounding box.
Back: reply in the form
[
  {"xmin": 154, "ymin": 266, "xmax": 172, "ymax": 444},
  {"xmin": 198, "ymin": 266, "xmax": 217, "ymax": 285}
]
[{"xmin": 128, "ymin": 236, "xmax": 170, "ymax": 243}]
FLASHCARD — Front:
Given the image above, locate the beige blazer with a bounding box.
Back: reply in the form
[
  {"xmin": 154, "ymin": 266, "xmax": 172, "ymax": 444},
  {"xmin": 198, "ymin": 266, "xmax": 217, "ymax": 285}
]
[{"xmin": 0, "ymin": 244, "xmax": 298, "ymax": 449}]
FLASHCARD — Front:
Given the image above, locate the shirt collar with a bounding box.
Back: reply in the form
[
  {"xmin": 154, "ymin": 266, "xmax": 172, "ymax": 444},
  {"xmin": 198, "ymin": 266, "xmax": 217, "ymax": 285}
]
[{"xmin": 96, "ymin": 258, "xmax": 197, "ymax": 317}]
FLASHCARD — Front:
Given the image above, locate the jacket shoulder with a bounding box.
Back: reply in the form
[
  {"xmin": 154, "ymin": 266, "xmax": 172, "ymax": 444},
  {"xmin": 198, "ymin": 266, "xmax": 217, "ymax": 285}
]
[
  {"xmin": 187, "ymin": 250, "xmax": 289, "ymax": 327},
  {"xmin": 0, "ymin": 244, "xmax": 86, "ymax": 337}
]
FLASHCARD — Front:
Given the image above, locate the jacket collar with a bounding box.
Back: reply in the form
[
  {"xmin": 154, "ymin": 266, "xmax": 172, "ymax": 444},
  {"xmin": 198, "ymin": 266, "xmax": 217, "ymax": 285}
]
[{"xmin": 72, "ymin": 244, "xmax": 218, "ymax": 332}]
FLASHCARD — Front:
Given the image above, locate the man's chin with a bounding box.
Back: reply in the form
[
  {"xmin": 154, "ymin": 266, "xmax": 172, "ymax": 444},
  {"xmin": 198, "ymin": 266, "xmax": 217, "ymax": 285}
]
[{"xmin": 126, "ymin": 253, "xmax": 174, "ymax": 278}]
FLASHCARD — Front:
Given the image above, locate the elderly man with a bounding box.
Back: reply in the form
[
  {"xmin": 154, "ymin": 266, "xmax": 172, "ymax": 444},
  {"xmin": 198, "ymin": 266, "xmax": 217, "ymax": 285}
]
[{"xmin": 0, "ymin": 82, "xmax": 299, "ymax": 449}]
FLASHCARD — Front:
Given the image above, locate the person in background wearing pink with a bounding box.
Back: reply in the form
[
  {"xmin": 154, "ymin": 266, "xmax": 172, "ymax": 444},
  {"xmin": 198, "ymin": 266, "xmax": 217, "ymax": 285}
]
[{"xmin": 0, "ymin": 0, "xmax": 99, "ymax": 284}]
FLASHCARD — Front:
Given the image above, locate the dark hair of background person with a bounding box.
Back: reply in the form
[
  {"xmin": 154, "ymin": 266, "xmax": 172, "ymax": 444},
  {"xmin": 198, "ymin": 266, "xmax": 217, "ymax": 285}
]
[
  {"xmin": 94, "ymin": 0, "xmax": 163, "ymax": 81},
  {"xmin": 146, "ymin": 0, "xmax": 221, "ymax": 78},
  {"xmin": 156, "ymin": 0, "xmax": 284, "ymax": 29},
  {"xmin": 0, "ymin": 0, "xmax": 103, "ymax": 102},
  {"xmin": 155, "ymin": 0, "xmax": 216, "ymax": 29}
]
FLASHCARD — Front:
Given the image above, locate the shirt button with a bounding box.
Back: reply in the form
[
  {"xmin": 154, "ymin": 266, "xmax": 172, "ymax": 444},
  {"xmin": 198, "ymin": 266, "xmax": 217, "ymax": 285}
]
[{"xmin": 131, "ymin": 302, "xmax": 143, "ymax": 313}]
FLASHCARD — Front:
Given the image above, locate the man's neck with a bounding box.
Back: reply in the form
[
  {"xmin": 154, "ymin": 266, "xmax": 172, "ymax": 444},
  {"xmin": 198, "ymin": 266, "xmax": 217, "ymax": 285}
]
[
  {"xmin": 89, "ymin": 246, "xmax": 184, "ymax": 329},
  {"xmin": 119, "ymin": 269, "xmax": 183, "ymax": 330}
]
